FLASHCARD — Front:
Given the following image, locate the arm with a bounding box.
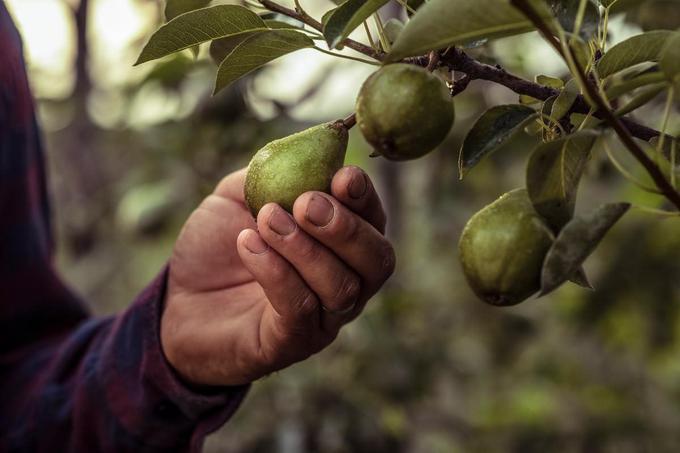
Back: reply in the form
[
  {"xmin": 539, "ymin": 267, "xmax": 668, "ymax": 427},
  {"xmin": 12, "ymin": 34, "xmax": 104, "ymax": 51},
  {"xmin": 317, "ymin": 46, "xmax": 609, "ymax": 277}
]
[{"xmin": 1, "ymin": 5, "xmax": 245, "ymax": 451}]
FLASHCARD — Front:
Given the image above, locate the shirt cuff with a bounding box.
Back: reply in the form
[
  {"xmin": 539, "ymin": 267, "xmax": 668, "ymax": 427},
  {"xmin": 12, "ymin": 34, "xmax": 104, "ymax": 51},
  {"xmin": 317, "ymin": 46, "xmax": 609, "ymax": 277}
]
[{"xmin": 101, "ymin": 266, "xmax": 249, "ymax": 451}]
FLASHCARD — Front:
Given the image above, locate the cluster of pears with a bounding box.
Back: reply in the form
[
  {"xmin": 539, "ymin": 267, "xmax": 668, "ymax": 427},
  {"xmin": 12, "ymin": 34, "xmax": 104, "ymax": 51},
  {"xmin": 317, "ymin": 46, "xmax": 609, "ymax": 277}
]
[
  {"xmin": 244, "ymin": 63, "xmax": 454, "ymax": 216},
  {"xmin": 242, "ymin": 63, "xmax": 549, "ymax": 306},
  {"xmin": 458, "ymin": 189, "xmax": 554, "ymax": 306}
]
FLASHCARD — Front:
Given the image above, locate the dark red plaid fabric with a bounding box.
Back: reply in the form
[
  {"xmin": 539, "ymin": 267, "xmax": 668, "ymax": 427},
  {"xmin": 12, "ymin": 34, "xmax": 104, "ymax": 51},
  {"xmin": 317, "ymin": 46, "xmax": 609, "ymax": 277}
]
[{"xmin": 0, "ymin": 4, "xmax": 246, "ymax": 451}]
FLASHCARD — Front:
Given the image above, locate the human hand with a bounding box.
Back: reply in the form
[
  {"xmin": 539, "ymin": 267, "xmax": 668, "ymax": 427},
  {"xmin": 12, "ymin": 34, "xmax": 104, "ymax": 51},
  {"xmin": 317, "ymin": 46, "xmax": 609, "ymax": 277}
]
[{"xmin": 161, "ymin": 166, "xmax": 395, "ymax": 386}]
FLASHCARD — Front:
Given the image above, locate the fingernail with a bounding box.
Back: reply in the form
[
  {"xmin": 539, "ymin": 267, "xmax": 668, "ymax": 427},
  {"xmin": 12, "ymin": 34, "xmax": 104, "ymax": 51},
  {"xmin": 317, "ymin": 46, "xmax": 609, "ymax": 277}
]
[
  {"xmin": 268, "ymin": 207, "xmax": 296, "ymax": 236},
  {"xmin": 306, "ymin": 195, "xmax": 334, "ymax": 227},
  {"xmin": 244, "ymin": 232, "xmax": 268, "ymax": 254},
  {"xmin": 348, "ymin": 172, "xmax": 367, "ymax": 199}
]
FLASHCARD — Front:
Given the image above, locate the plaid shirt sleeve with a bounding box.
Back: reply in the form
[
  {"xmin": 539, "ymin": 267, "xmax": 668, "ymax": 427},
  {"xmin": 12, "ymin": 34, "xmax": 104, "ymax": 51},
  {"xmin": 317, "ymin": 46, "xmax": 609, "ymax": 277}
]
[{"xmin": 0, "ymin": 4, "xmax": 248, "ymax": 452}]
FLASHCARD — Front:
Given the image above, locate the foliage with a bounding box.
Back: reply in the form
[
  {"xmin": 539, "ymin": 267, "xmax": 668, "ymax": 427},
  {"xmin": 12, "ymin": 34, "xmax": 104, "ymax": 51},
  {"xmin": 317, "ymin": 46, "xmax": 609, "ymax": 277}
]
[{"xmin": 139, "ymin": 0, "xmax": 680, "ymax": 303}]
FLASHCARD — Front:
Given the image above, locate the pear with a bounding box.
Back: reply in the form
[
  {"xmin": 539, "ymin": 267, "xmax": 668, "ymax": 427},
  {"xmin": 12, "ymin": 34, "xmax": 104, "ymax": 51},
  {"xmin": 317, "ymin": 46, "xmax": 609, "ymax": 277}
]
[
  {"xmin": 458, "ymin": 189, "xmax": 554, "ymax": 306},
  {"xmin": 244, "ymin": 121, "xmax": 348, "ymax": 216},
  {"xmin": 356, "ymin": 63, "xmax": 454, "ymax": 161}
]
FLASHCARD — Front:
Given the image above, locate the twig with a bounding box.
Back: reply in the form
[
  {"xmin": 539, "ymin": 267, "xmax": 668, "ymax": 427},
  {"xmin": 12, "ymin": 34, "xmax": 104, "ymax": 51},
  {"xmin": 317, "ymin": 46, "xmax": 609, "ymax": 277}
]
[
  {"xmin": 511, "ymin": 0, "xmax": 680, "ymax": 210},
  {"xmin": 258, "ymin": 0, "xmax": 385, "ymax": 61}
]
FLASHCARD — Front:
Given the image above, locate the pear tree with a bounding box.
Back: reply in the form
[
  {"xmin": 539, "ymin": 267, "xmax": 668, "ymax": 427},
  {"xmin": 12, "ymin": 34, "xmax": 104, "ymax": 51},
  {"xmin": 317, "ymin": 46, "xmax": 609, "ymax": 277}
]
[{"xmin": 136, "ymin": 0, "xmax": 680, "ymax": 305}]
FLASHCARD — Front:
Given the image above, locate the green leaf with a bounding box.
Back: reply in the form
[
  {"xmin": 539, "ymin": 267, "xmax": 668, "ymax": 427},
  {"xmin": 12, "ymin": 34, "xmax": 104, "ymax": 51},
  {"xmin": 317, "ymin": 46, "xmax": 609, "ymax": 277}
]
[
  {"xmin": 570, "ymin": 267, "xmax": 593, "ymax": 289},
  {"xmin": 659, "ymin": 31, "xmax": 680, "ymax": 85},
  {"xmin": 387, "ymin": 0, "xmax": 551, "ymax": 62},
  {"xmin": 383, "ymin": 18, "xmax": 404, "ymax": 44},
  {"xmin": 540, "ymin": 202, "xmax": 631, "ymax": 295},
  {"xmin": 209, "ymin": 32, "xmax": 256, "ymax": 64},
  {"xmin": 526, "ymin": 132, "xmax": 598, "ymax": 232},
  {"xmin": 136, "ymin": 5, "xmax": 267, "ymax": 65},
  {"xmin": 614, "ymin": 82, "xmax": 667, "ymax": 117},
  {"xmin": 214, "ymin": 29, "xmax": 314, "ymax": 94},
  {"xmin": 458, "ymin": 105, "xmax": 537, "ymax": 178},
  {"xmin": 165, "ymin": 0, "xmax": 211, "ymax": 21},
  {"xmin": 551, "ymin": 79, "xmax": 579, "ymax": 121},
  {"xmin": 597, "ymin": 30, "xmax": 674, "ymax": 78},
  {"xmin": 536, "ymin": 74, "xmax": 564, "ymax": 89},
  {"xmin": 323, "ymin": 0, "xmax": 390, "ymax": 49},
  {"xmin": 605, "ymin": 70, "xmax": 666, "ymax": 99},
  {"xmin": 549, "ymin": 0, "xmax": 599, "ymax": 39}
]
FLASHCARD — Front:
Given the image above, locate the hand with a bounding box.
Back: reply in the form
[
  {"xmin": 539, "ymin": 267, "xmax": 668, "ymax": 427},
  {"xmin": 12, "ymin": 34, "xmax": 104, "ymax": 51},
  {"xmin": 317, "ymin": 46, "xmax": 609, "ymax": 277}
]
[{"xmin": 161, "ymin": 166, "xmax": 395, "ymax": 386}]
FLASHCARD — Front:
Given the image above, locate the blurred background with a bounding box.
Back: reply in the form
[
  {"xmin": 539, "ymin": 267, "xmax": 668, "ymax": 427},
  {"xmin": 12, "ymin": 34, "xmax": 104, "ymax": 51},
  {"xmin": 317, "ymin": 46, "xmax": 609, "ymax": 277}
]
[{"xmin": 5, "ymin": 0, "xmax": 680, "ymax": 451}]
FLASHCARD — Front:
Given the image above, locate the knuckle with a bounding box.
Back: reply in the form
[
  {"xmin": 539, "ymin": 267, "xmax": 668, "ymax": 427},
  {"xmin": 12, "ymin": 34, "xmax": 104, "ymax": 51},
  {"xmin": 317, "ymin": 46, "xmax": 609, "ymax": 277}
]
[
  {"xmin": 334, "ymin": 273, "xmax": 361, "ymax": 308},
  {"xmin": 267, "ymin": 259, "xmax": 289, "ymax": 284},
  {"xmin": 296, "ymin": 237, "xmax": 322, "ymax": 263},
  {"xmin": 340, "ymin": 214, "xmax": 361, "ymax": 243},
  {"xmin": 292, "ymin": 291, "xmax": 318, "ymax": 317},
  {"xmin": 381, "ymin": 243, "xmax": 397, "ymax": 277}
]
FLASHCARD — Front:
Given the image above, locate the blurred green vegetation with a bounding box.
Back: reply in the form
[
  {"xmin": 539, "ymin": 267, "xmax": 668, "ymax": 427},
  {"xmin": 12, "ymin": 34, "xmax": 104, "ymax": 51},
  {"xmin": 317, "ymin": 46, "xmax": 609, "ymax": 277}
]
[{"xmin": 10, "ymin": 0, "xmax": 680, "ymax": 451}]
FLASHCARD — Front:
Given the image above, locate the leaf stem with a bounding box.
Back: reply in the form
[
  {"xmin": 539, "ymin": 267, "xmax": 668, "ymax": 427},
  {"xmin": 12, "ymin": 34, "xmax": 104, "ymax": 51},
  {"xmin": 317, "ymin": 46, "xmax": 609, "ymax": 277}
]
[
  {"xmin": 656, "ymin": 86, "xmax": 675, "ymax": 158},
  {"xmin": 372, "ymin": 12, "xmax": 391, "ymax": 53},
  {"xmin": 363, "ymin": 22, "xmax": 378, "ymax": 52},
  {"xmin": 313, "ymin": 47, "xmax": 381, "ymax": 65}
]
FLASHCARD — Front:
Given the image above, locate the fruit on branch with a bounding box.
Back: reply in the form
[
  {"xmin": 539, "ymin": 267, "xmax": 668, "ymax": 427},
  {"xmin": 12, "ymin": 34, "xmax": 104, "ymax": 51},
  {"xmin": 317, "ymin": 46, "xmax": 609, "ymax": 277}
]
[
  {"xmin": 244, "ymin": 122, "xmax": 348, "ymax": 216},
  {"xmin": 458, "ymin": 189, "xmax": 554, "ymax": 306},
  {"xmin": 356, "ymin": 64, "xmax": 454, "ymax": 161}
]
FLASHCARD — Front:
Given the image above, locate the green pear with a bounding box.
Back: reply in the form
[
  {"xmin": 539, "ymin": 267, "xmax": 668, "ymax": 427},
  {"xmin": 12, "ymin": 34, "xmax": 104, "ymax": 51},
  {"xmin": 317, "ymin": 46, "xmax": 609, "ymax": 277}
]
[
  {"xmin": 356, "ymin": 63, "xmax": 454, "ymax": 161},
  {"xmin": 458, "ymin": 189, "xmax": 554, "ymax": 306},
  {"xmin": 244, "ymin": 121, "xmax": 348, "ymax": 216}
]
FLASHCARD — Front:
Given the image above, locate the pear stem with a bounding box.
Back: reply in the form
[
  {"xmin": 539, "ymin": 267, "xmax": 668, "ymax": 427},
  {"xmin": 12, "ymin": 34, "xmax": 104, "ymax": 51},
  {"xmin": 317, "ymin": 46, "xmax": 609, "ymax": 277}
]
[{"xmin": 342, "ymin": 113, "xmax": 357, "ymax": 130}]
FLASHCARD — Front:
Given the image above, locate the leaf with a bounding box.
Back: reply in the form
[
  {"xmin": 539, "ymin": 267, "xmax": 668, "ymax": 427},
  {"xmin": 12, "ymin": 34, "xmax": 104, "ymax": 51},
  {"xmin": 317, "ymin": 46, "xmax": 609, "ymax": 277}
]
[
  {"xmin": 597, "ymin": 30, "xmax": 674, "ymax": 78},
  {"xmin": 323, "ymin": 0, "xmax": 390, "ymax": 49},
  {"xmin": 549, "ymin": 0, "xmax": 599, "ymax": 39},
  {"xmin": 605, "ymin": 70, "xmax": 666, "ymax": 99},
  {"xmin": 210, "ymin": 32, "xmax": 256, "ymax": 64},
  {"xmin": 387, "ymin": 0, "xmax": 552, "ymax": 62},
  {"xmin": 136, "ymin": 5, "xmax": 268, "ymax": 65},
  {"xmin": 165, "ymin": 0, "xmax": 211, "ymax": 21},
  {"xmin": 526, "ymin": 132, "xmax": 598, "ymax": 232},
  {"xmin": 540, "ymin": 202, "xmax": 631, "ymax": 295},
  {"xmin": 458, "ymin": 105, "xmax": 537, "ymax": 178},
  {"xmin": 214, "ymin": 29, "xmax": 314, "ymax": 94},
  {"xmin": 614, "ymin": 82, "xmax": 667, "ymax": 117},
  {"xmin": 570, "ymin": 267, "xmax": 593, "ymax": 289},
  {"xmin": 536, "ymin": 74, "xmax": 564, "ymax": 89},
  {"xmin": 659, "ymin": 31, "xmax": 680, "ymax": 85},
  {"xmin": 383, "ymin": 18, "xmax": 404, "ymax": 44},
  {"xmin": 551, "ymin": 79, "xmax": 579, "ymax": 121}
]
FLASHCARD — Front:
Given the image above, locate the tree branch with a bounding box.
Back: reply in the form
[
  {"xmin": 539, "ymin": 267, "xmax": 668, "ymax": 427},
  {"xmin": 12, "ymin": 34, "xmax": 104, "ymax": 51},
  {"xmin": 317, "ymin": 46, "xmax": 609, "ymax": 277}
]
[
  {"xmin": 510, "ymin": 0, "xmax": 680, "ymax": 210},
  {"xmin": 257, "ymin": 0, "xmax": 680, "ymax": 208},
  {"xmin": 437, "ymin": 48, "xmax": 661, "ymax": 141}
]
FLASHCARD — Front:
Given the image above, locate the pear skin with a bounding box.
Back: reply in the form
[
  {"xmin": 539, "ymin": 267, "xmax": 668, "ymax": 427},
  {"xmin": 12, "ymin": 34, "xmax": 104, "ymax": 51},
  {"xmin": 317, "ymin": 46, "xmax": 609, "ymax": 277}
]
[
  {"xmin": 458, "ymin": 189, "xmax": 554, "ymax": 306},
  {"xmin": 244, "ymin": 121, "xmax": 348, "ymax": 216}
]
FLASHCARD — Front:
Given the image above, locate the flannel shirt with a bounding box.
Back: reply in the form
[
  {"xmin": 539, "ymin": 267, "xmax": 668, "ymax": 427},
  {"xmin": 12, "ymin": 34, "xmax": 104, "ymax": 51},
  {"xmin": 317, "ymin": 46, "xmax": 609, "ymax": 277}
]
[{"xmin": 0, "ymin": 4, "xmax": 247, "ymax": 451}]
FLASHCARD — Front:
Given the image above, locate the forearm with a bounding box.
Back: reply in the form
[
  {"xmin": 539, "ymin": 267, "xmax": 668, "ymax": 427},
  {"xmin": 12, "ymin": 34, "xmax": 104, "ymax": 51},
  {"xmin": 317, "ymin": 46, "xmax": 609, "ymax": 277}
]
[{"xmin": 1, "ymin": 269, "xmax": 248, "ymax": 453}]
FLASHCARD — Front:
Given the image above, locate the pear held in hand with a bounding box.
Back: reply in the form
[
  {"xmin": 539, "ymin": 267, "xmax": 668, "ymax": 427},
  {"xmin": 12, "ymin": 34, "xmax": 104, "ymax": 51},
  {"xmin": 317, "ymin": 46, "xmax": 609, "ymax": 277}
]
[
  {"xmin": 458, "ymin": 189, "xmax": 554, "ymax": 306},
  {"xmin": 244, "ymin": 121, "xmax": 349, "ymax": 216},
  {"xmin": 356, "ymin": 63, "xmax": 454, "ymax": 161}
]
